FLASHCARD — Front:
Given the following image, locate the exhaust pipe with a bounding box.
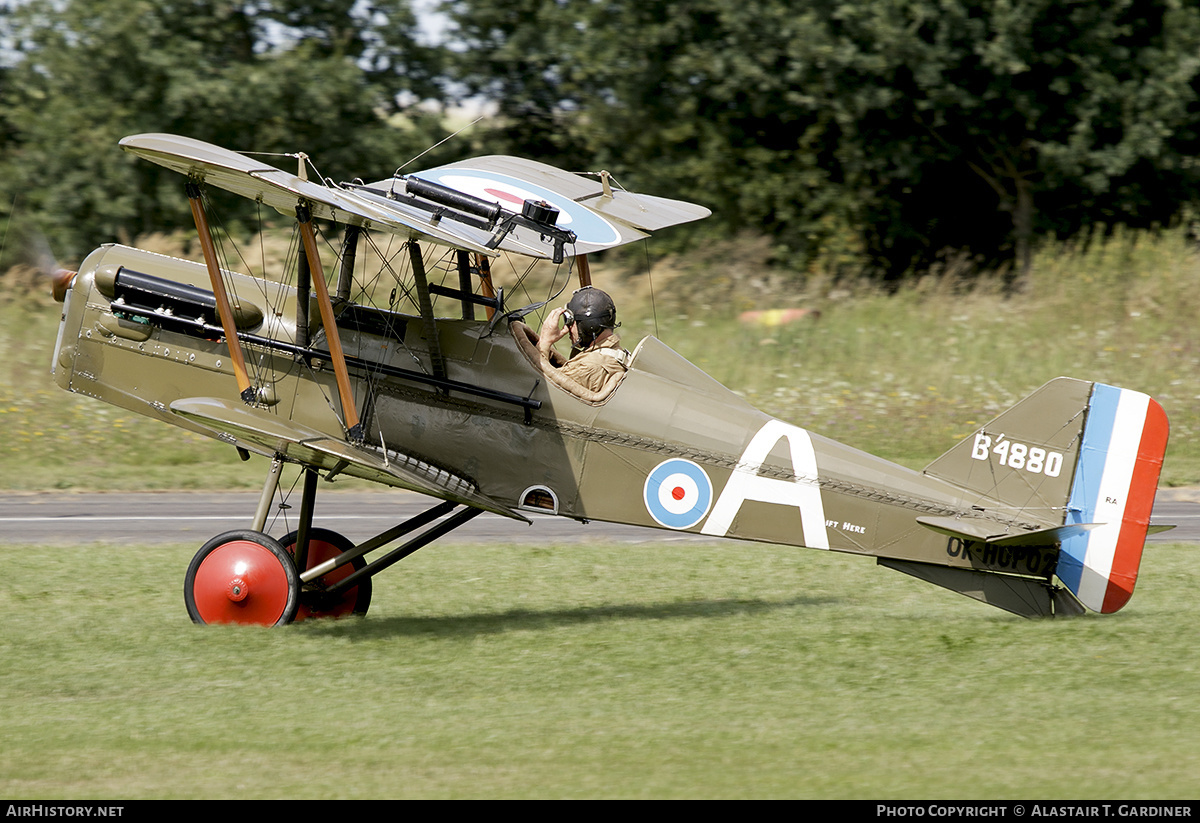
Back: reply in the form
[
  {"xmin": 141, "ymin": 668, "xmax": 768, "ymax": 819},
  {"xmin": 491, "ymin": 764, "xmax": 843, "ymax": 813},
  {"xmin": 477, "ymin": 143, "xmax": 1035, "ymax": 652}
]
[{"xmin": 51, "ymin": 268, "xmax": 77, "ymax": 302}]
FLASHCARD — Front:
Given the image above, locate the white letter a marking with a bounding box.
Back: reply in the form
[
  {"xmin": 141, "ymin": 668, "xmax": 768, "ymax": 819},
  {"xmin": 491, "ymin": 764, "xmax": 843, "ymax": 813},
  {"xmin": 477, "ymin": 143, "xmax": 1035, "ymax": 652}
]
[{"xmin": 701, "ymin": 420, "xmax": 829, "ymax": 549}]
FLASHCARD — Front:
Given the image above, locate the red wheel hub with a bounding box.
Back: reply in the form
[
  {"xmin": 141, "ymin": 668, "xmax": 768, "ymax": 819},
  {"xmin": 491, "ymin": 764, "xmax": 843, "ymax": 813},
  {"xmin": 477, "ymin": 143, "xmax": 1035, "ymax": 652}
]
[
  {"xmin": 226, "ymin": 577, "xmax": 249, "ymax": 602},
  {"xmin": 190, "ymin": 540, "xmax": 295, "ymax": 625}
]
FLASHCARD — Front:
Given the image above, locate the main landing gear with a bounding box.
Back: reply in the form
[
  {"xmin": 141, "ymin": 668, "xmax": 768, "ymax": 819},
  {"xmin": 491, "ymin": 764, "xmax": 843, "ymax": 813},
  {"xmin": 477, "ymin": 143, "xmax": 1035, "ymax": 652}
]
[{"xmin": 182, "ymin": 458, "xmax": 482, "ymax": 626}]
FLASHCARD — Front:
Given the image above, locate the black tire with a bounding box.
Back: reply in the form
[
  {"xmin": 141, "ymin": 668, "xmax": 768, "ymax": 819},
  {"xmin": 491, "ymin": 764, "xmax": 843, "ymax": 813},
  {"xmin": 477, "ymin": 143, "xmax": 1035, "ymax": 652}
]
[
  {"xmin": 278, "ymin": 527, "xmax": 372, "ymax": 620},
  {"xmin": 184, "ymin": 530, "xmax": 300, "ymax": 626}
]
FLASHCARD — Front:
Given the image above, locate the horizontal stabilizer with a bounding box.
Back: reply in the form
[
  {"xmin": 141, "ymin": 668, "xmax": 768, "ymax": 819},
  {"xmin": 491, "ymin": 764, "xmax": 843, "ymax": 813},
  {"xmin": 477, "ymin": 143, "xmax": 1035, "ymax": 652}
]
[
  {"xmin": 170, "ymin": 396, "xmax": 527, "ymax": 522},
  {"xmin": 916, "ymin": 516, "xmax": 1101, "ymax": 546}
]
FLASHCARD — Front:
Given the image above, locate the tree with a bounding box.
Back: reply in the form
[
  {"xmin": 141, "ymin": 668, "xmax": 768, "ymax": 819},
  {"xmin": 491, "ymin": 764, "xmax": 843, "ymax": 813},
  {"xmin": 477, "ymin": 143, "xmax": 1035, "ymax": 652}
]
[
  {"xmin": 823, "ymin": 0, "xmax": 1200, "ymax": 282},
  {"xmin": 0, "ymin": 0, "xmax": 444, "ymax": 261},
  {"xmin": 445, "ymin": 0, "xmax": 1200, "ymax": 281},
  {"xmin": 446, "ymin": 0, "xmax": 864, "ymax": 269}
]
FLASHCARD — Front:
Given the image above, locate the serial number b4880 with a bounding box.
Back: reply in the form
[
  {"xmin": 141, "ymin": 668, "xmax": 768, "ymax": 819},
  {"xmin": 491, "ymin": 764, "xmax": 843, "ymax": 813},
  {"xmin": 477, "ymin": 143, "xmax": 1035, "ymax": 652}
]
[{"xmin": 971, "ymin": 433, "xmax": 1064, "ymax": 477}]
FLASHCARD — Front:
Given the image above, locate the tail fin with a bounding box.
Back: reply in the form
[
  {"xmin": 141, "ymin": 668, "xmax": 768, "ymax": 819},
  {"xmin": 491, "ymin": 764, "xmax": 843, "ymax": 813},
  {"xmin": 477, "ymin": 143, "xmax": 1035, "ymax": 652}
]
[{"xmin": 924, "ymin": 378, "xmax": 1169, "ymax": 614}]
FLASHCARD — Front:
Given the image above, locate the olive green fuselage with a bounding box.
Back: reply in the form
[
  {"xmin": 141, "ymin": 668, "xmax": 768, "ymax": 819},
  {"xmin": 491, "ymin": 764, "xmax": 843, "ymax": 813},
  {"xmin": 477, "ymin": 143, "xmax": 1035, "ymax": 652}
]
[{"xmin": 53, "ymin": 244, "xmax": 1055, "ymax": 584}]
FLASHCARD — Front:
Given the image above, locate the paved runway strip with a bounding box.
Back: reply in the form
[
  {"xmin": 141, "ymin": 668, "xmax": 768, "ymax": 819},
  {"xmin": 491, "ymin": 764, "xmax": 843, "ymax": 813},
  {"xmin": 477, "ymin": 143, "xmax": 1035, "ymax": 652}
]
[{"xmin": 1, "ymin": 489, "xmax": 1192, "ymax": 545}]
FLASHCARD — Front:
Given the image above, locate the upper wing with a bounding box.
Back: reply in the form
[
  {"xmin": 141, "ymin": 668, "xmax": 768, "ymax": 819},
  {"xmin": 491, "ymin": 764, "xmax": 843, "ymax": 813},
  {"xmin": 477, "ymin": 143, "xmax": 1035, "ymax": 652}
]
[
  {"xmin": 121, "ymin": 134, "xmax": 711, "ymax": 260},
  {"xmin": 388, "ymin": 154, "xmax": 711, "ymax": 257},
  {"xmin": 415, "ymin": 155, "xmax": 712, "ymax": 231},
  {"xmin": 119, "ymin": 133, "xmax": 495, "ymax": 254}
]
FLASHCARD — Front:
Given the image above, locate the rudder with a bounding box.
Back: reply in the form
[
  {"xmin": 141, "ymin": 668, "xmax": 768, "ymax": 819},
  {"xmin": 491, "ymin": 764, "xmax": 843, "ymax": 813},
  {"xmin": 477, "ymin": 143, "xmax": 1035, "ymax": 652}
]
[{"xmin": 1058, "ymin": 384, "xmax": 1169, "ymax": 613}]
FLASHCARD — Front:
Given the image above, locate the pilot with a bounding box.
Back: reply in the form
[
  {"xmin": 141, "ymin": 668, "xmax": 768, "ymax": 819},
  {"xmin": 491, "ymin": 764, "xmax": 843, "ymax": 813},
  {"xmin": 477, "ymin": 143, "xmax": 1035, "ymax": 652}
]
[{"xmin": 538, "ymin": 286, "xmax": 631, "ymax": 392}]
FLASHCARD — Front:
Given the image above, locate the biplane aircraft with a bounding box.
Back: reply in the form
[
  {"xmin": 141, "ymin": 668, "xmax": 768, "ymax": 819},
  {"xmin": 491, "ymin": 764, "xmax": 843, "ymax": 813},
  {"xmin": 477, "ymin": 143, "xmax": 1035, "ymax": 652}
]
[{"xmin": 49, "ymin": 133, "xmax": 1170, "ymax": 625}]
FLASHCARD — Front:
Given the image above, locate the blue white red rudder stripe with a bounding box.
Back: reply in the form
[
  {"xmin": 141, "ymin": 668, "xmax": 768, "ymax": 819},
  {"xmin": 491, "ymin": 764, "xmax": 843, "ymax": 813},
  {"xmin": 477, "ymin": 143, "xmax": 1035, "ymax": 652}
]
[{"xmin": 1058, "ymin": 383, "xmax": 1169, "ymax": 613}]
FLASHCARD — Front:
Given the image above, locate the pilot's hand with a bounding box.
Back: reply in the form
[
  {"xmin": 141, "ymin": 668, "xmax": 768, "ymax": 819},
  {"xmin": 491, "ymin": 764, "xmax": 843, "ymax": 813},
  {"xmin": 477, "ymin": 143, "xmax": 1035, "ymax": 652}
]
[
  {"xmin": 538, "ymin": 307, "xmax": 571, "ymax": 360},
  {"xmin": 539, "ymin": 307, "xmax": 570, "ymax": 343}
]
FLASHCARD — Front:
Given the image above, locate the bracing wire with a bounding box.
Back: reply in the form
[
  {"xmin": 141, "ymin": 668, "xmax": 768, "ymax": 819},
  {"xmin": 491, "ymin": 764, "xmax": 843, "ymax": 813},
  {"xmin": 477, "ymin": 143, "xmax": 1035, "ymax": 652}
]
[
  {"xmin": 194, "ymin": 186, "xmax": 347, "ymax": 424},
  {"xmin": 362, "ymin": 231, "xmax": 420, "ymax": 319},
  {"xmin": 642, "ymin": 239, "xmax": 660, "ymax": 338},
  {"xmin": 392, "ymin": 116, "xmax": 486, "ymax": 177},
  {"xmin": 195, "ymin": 189, "xmax": 267, "ymax": 391}
]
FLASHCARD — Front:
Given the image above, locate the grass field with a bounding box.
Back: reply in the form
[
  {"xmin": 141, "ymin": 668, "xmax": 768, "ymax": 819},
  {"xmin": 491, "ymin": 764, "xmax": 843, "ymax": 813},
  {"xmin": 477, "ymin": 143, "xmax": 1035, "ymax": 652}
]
[{"xmin": 0, "ymin": 536, "xmax": 1197, "ymax": 799}]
